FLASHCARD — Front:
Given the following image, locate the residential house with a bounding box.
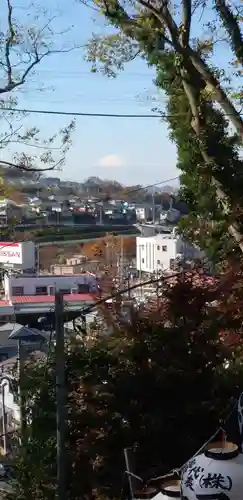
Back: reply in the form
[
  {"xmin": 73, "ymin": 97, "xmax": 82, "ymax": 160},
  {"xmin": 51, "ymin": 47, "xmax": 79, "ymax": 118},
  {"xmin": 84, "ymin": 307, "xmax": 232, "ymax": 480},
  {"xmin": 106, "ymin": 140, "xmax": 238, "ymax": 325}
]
[
  {"xmin": 39, "ymin": 177, "xmax": 60, "ymax": 188},
  {"xmin": 0, "ymin": 323, "xmax": 48, "ymax": 362},
  {"xmin": 0, "ymin": 199, "xmax": 23, "ymax": 225},
  {"xmin": 50, "ymin": 255, "xmax": 87, "ymax": 275}
]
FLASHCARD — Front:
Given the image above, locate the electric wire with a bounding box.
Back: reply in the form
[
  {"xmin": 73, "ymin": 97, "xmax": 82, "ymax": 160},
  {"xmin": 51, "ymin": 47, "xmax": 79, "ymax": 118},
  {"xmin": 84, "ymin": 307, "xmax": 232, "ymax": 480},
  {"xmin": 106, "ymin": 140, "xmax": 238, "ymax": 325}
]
[
  {"xmin": 80, "ymin": 270, "xmax": 184, "ymax": 316},
  {"xmin": 92, "ymin": 175, "xmax": 179, "ymax": 205},
  {"xmin": 27, "ymin": 69, "xmax": 155, "ymax": 79},
  {"xmin": 1, "ymin": 107, "xmax": 164, "ymax": 118},
  {"xmin": 112, "ymin": 176, "xmax": 179, "ymax": 194},
  {"xmin": 1, "ymin": 106, "xmax": 243, "ymax": 119}
]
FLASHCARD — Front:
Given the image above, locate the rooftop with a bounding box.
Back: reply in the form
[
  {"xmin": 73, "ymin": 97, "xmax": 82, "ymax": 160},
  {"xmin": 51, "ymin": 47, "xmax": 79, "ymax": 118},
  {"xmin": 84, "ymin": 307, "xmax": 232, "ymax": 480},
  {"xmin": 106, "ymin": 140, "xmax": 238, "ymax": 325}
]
[
  {"xmin": 10, "ymin": 273, "xmax": 96, "ymax": 278},
  {"xmin": 0, "ymin": 293, "xmax": 96, "ymax": 307},
  {"xmin": 0, "ymin": 323, "xmax": 47, "ymax": 351},
  {"xmin": 11, "ymin": 293, "xmax": 96, "ymax": 304},
  {"xmin": 137, "ymin": 233, "xmax": 177, "ymax": 240}
]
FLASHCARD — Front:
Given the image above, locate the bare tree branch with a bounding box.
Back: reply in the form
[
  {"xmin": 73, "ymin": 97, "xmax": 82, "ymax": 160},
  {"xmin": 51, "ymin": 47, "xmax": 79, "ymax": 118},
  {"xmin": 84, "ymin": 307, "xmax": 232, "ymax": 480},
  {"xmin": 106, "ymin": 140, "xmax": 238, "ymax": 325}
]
[
  {"xmin": 5, "ymin": 0, "xmax": 15, "ymax": 88},
  {"xmin": 8, "ymin": 141, "xmax": 61, "ymax": 150},
  {"xmin": 0, "ymin": 47, "xmax": 79, "ymax": 94},
  {"xmin": 138, "ymin": 0, "xmax": 178, "ymax": 45},
  {"xmin": 0, "ymin": 1, "xmax": 77, "ymax": 174},
  {"xmin": 0, "ymin": 158, "xmax": 64, "ymax": 173},
  {"xmin": 78, "ymin": 0, "xmax": 101, "ymax": 13},
  {"xmin": 0, "ymin": 0, "xmax": 83, "ymax": 94}
]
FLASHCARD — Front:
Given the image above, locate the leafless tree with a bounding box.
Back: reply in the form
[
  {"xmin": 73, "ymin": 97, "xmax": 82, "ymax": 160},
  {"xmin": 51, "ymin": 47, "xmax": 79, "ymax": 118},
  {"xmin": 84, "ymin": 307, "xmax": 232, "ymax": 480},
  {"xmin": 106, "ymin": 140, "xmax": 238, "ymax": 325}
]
[{"xmin": 0, "ymin": 0, "xmax": 78, "ymax": 172}]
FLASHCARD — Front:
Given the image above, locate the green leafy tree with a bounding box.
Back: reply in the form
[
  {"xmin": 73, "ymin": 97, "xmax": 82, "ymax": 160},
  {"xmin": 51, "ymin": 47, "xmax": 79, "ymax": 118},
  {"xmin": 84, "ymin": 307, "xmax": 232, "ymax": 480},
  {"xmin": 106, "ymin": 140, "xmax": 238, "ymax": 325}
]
[
  {"xmin": 82, "ymin": 0, "xmax": 243, "ymax": 254},
  {"xmin": 154, "ymin": 52, "xmax": 243, "ymax": 263},
  {"xmin": 13, "ymin": 339, "xmax": 125, "ymax": 500},
  {"xmin": 12, "ymin": 274, "xmax": 243, "ymax": 499}
]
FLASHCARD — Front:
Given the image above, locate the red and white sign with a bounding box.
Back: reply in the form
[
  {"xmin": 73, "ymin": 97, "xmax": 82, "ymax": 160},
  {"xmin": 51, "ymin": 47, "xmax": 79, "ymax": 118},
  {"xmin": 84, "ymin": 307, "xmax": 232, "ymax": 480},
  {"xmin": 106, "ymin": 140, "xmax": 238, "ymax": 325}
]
[
  {"xmin": 0, "ymin": 243, "xmax": 22, "ymax": 264},
  {"xmin": 0, "ymin": 241, "xmax": 35, "ymax": 267}
]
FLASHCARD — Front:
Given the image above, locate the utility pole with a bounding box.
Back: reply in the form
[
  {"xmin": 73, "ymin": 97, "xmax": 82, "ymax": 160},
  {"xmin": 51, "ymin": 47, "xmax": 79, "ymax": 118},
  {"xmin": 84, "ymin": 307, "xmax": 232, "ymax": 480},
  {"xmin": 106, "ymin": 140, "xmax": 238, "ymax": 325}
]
[
  {"xmin": 55, "ymin": 292, "xmax": 66, "ymax": 500},
  {"xmin": 120, "ymin": 236, "xmax": 124, "ymax": 287},
  {"xmin": 127, "ymin": 274, "xmax": 131, "ymax": 300},
  {"xmin": 152, "ymin": 189, "xmax": 155, "ymax": 224},
  {"xmin": 18, "ymin": 338, "xmax": 26, "ymax": 441},
  {"xmin": 36, "ymin": 244, "xmax": 40, "ymax": 273},
  {"xmin": 99, "ymin": 202, "xmax": 103, "ymax": 225},
  {"xmin": 1, "ymin": 382, "xmax": 7, "ymax": 454}
]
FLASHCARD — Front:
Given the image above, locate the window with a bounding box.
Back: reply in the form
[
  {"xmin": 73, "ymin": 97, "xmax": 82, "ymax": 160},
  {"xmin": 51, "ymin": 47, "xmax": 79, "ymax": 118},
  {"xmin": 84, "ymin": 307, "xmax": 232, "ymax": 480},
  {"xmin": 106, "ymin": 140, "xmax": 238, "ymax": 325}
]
[
  {"xmin": 78, "ymin": 284, "xmax": 90, "ymax": 293},
  {"xmin": 59, "ymin": 288, "xmax": 70, "ymax": 294},
  {"xmin": 170, "ymin": 259, "xmax": 175, "ymax": 269},
  {"xmin": 36, "ymin": 286, "xmax": 47, "ymax": 295},
  {"xmin": 12, "ymin": 286, "xmax": 24, "ymax": 296},
  {"xmin": 141, "ymin": 258, "xmax": 145, "ymax": 263},
  {"xmin": 0, "ymin": 354, "xmax": 8, "ymax": 362},
  {"xmin": 157, "ymin": 245, "xmax": 160, "ymax": 250},
  {"xmin": 141, "ymin": 245, "xmax": 145, "ymax": 251},
  {"xmin": 162, "ymin": 245, "xmax": 167, "ymax": 252}
]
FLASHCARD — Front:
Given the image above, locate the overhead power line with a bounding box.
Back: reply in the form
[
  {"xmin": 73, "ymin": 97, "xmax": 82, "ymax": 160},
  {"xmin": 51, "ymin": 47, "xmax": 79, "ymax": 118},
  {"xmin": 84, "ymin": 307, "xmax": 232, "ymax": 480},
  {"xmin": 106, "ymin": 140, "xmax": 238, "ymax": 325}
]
[
  {"xmin": 34, "ymin": 69, "xmax": 154, "ymax": 78},
  {"xmin": 2, "ymin": 106, "xmax": 242, "ymax": 119},
  {"xmin": 119, "ymin": 176, "xmax": 179, "ymax": 194},
  {"xmin": 2, "ymin": 107, "xmax": 162, "ymax": 118},
  {"xmin": 86, "ymin": 176, "xmax": 179, "ymax": 207}
]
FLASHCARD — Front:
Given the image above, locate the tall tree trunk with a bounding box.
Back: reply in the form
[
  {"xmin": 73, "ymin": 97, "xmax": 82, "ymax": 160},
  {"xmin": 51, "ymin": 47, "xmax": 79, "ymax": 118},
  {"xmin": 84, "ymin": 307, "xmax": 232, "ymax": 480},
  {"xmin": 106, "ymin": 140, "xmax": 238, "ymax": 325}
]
[
  {"xmin": 101, "ymin": 0, "xmax": 243, "ymax": 253},
  {"xmin": 215, "ymin": 0, "xmax": 243, "ymax": 67},
  {"xmin": 181, "ymin": 76, "xmax": 243, "ymax": 253}
]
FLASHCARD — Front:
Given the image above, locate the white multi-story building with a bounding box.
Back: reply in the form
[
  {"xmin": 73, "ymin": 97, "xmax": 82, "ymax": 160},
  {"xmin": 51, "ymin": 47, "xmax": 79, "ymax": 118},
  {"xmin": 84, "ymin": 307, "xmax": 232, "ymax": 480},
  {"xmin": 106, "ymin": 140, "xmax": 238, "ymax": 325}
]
[{"xmin": 136, "ymin": 233, "xmax": 202, "ymax": 274}]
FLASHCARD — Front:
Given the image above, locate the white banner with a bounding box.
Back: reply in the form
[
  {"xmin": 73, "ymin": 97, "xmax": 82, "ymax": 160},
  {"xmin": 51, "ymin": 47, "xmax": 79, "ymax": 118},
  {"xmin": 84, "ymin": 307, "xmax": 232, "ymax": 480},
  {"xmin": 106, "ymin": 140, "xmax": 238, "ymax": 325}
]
[{"xmin": 0, "ymin": 243, "xmax": 22, "ymax": 264}]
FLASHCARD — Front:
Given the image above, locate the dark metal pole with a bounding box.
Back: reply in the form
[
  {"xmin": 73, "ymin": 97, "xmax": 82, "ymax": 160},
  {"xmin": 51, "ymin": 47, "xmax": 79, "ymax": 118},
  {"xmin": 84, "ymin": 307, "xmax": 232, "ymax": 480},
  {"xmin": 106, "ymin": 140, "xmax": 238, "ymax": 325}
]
[
  {"xmin": 128, "ymin": 274, "xmax": 131, "ymax": 300},
  {"xmin": 152, "ymin": 189, "xmax": 155, "ymax": 224},
  {"xmin": 18, "ymin": 339, "xmax": 26, "ymax": 441},
  {"xmin": 1, "ymin": 383, "xmax": 7, "ymax": 454},
  {"xmin": 55, "ymin": 291, "xmax": 66, "ymax": 500}
]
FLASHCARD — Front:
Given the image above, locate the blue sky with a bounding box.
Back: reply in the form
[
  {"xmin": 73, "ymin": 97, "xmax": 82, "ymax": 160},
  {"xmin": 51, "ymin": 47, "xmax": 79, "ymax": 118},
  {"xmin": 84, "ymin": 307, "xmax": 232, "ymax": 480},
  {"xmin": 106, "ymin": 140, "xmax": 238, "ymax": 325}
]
[{"xmin": 4, "ymin": 0, "xmax": 179, "ymax": 186}]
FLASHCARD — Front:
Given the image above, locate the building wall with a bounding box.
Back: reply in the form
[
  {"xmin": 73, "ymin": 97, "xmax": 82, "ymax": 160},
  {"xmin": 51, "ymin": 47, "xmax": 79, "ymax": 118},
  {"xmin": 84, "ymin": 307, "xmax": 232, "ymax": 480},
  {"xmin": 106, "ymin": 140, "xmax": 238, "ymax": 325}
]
[
  {"xmin": 136, "ymin": 234, "xmax": 202, "ymax": 274},
  {"xmin": 135, "ymin": 207, "xmax": 150, "ymax": 221},
  {"xmin": 166, "ymin": 208, "xmax": 181, "ymax": 223},
  {"xmin": 4, "ymin": 274, "xmax": 98, "ymax": 299},
  {"xmin": 66, "ymin": 256, "xmax": 86, "ymax": 266},
  {"xmin": 50, "ymin": 264, "xmax": 84, "ymax": 275}
]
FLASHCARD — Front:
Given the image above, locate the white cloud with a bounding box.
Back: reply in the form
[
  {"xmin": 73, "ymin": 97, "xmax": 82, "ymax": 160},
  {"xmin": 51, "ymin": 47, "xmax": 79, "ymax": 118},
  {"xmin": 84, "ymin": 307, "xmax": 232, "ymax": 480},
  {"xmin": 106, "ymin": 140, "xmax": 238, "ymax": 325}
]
[{"xmin": 97, "ymin": 154, "xmax": 125, "ymax": 168}]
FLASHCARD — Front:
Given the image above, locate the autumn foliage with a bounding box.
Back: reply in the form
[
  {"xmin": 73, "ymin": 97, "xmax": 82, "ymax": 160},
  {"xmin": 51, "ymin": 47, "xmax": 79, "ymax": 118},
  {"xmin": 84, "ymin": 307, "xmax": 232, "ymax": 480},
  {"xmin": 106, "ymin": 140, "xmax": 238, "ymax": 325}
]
[
  {"xmin": 82, "ymin": 235, "xmax": 136, "ymax": 260},
  {"xmin": 14, "ymin": 270, "xmax": 243, "ymax": 500}
]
